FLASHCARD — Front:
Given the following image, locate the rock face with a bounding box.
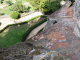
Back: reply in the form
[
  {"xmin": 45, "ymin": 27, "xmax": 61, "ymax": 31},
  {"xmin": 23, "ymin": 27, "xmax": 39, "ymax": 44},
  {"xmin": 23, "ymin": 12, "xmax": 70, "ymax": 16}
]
[
  {"xmin": 74, "ymin": 0, "xmax": 80, "ymax": 28},
  {"xmin": 73, "ymin": 0, "xmax": 80, "ymax": 37},
  {"xmin": 74, "ymin": 0, "xmax": 80, "ymax": 20},
  {"xmin": 33, "ymin": 51, "xmax": 70, "ymax": 60},
  {"xmin": 0, "ymin": 42, "xmax": 70, "ymax": 60},
  {"xmin": 25, "ymin": 5, "xmax": 80, "ymax": 60}
]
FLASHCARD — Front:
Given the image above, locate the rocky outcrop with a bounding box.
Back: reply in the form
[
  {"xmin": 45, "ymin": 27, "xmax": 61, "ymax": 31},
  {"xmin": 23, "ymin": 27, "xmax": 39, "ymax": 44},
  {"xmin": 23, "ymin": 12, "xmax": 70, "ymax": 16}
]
[
  {"xmin": 74, "ymin": 0, "xmax": 80, "ymax": 21},
  {"xmin": 33, "ymin": 51, "xmax": 70, "ymax": 60},
  {"xmin": 25, "ymin": 5, "xmax": 80, "ymax": 60},
  {"xmin": 74, "ymin": 0, "xmax": 80, "ymax": 28},
  {"xmin": 43, "ymin": 0, "xmax": 72, "ymax": 31},
  {"xmin": 0, "ymin": 42, "xmax": 70, "ymax": 60}
]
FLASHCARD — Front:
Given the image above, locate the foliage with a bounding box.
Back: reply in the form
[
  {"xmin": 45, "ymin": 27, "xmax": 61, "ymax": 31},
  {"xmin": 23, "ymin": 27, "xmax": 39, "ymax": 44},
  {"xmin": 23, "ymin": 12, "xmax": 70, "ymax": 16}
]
[
  {"xmin": 10, "ymin": 12, "xmax": 19, "ymax": 19},
  {"xmin": 6, "ymin": 1, "xmax": 12, "ymax": 5},
  {"xmin": 27, "ymin": 6, "xmax": 31, "ymax": 11},
  {"xmin": 0, "ymin": 0, "xmax": 1, "ymax": 3},
  {"xmin": 0, "ymin": 13, "xmax": 5, "ymax": 16},
  {"xmin": 28, "ymin": 0, "xmax": 61, "ymax": 14},
  {"xmin": 9, "ymin": 7, "xmax": 13, "ymax": 11},
  {"xmin": 0, "ymin": 6, "xmax": 12, "ymax": 15},
  {"xmin": 0, "ymin": 0, "xmax": 3, "ymax": 4},
  {"xmin": 40, "ymin": 0, "xmax": 61, "ymax": 14},
  {"xmin": 11, "ymin": 2, "xmax": 27, "ymax": 13},
  {"xmin": 16, "ymin": 0, "xmax": 28, "ymax": 3},
  {"xmin": 27, "ymin": 0, "xmax": 40, "ymax": 10}
]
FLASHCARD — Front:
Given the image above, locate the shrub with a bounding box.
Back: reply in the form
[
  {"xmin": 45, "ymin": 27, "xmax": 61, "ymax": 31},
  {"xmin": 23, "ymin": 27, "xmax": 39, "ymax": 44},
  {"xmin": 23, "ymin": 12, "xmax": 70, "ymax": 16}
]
[
  {"xmin": 6, "ymin": 1, "xmax": 12, "ymax": 5},
  {"xmin": 11, "ymin": 2, "xmax": 27, "ymax": 13},
  {"xmin": 9, "ymin": 7, "xmax": 13, "ymax": 11},
  {"xmin": 27, "ymin": 0, "xmax": 40, "ymax": 10},
  {"xmin": 28, "ymin": 0, "xmax": 61, "ymax": 14},
  {"xmin": 0, "ymin": 0, "xmax": 3, "ymax": 4},
  {"xmin": 10, "ymin": 12, "xmax": 19, "ymax": 19},
  {"xmin": 0, "ymin": 13, "xmax": 5, "ymax": 16},
  {"xmin": 27, "ymin": 6, "xmax": 31, "ymax": 11},
  {"xmin": 39, "ymin": 0, "xmax": 61, "ymax": 14}
]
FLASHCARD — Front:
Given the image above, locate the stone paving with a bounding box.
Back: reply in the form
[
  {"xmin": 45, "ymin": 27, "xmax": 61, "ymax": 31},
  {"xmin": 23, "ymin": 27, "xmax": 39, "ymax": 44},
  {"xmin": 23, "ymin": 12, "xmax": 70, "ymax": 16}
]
[{"xmin": 25, "ymin": 6, "xmax": 80, "ymax": 60}]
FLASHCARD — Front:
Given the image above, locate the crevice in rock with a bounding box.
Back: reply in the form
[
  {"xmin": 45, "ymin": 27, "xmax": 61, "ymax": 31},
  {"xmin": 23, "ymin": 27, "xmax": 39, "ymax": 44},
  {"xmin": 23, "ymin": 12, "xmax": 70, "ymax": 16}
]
[
  {"xmin": 53, "ymin": 21, "xmax": 57, "ymax": 24},
  {"xmin": 69, "ymin": 0, "xmax": 75, "ymax": 6}
]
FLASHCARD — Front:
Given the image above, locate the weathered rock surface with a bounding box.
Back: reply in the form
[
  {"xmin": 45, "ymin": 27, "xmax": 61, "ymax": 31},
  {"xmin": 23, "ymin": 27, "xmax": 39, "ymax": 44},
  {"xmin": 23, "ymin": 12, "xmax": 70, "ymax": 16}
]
[
  {"xmin": 74, "ymin": 0, "xmax": 80, "ymax": 29},
  {"xmin": 25, "ymin": 6, "xmax": 80, "ymax": 60},
  {"xmin": 33, "ymin": 51, "xmax": 70, "ymax": 60},
  {"xmin": 43, "ymin": 1, "xmax": 73, "ymax": 31},
  {"xmin": 0, "ymin": 42, "xmax": 70, "ymax": 60}
]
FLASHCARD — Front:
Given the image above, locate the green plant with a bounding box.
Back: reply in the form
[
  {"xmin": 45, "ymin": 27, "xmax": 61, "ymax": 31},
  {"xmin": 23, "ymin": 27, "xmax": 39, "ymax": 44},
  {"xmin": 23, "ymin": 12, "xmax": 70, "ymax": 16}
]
[
  {"xmin": 0, "ymin": 13, "xmax": 5, "ymax": 16},
  {"xmin": 27, "ymin": 0, "xmax": 40, "ymax": 10},
  {"xmin": 10, "ymin": 12, "xmax": 19, "ymax": 19},
  {"xmin": 9, "ymin": 7, "xmax": 13, "ymax": 11},
  {"xmin": 0, "ymin": 0, "xmax": 3, "ymax": 4},
  {"xmin": 6, "ymin": 1, "xmax": 12, "ymax": 5},
  {"xmin": 39, "ymin": 0, "xmax": 61, "ymax": 14},
  {"xmin": 0, "ymin": 0, "xmax": 1, "ymax": 3},
  {"xmin": 27, "ymin": 6, "xmax": 31, "ymax": 11},
  {"xmin": 11, "ymin": 2, "xmax": 27, "ymax": 13},
  {"xmin": 28, "ymin": 0, "xmax": 61, "ymax": 14}
]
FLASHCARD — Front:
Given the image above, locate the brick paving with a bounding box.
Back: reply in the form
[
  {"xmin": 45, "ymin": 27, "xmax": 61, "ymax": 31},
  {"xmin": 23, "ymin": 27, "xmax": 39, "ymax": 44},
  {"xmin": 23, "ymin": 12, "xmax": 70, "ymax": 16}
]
[{"xmin": 25, "ymin": 6, "xmax": 80, "ymax": 60}]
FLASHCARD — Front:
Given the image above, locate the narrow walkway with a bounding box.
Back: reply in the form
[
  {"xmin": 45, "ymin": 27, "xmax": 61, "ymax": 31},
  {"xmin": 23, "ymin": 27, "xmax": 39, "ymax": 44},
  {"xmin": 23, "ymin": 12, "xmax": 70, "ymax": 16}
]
[
  {"xmin": 0, "ymin": 17, "xmax": 15, "ymax": 30},
  {"xmin": 26, "ymin": 21, "xmax": 47, "ymax": 40},
  {"xmin": 0, "ymin": 11, "xmax": 43, "ymax": 30},
  {"xmin": 14, "ymin": 11, "xmax": 43, "ymax": 22}
]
